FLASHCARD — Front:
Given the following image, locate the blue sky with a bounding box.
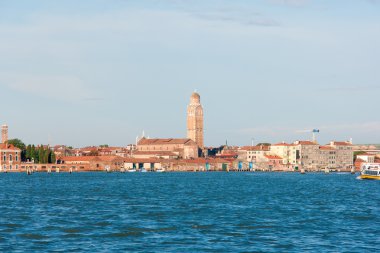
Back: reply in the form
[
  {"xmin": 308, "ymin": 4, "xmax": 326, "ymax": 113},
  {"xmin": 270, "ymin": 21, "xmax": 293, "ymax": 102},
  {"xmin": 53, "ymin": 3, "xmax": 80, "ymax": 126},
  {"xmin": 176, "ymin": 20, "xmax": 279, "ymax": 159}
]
[{"xmin": 0, "ymin": 0, "xmax": 379, "ymax": 147}]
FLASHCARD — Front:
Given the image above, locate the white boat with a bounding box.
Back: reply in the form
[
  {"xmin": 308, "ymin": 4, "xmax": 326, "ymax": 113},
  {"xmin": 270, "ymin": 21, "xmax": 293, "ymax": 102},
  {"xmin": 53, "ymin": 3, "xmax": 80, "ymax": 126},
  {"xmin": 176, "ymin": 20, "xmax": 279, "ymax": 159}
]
[
  {"xmin": 360, "ymin": 163, "xmax": 380, "ymax": 180},
  {"xmin": 156, "ymin": 168, "xmax": 166, "ymax": 173},
  {"xmin": 127, "ymin": 169, "xmax": 137, "ymax": 172}
]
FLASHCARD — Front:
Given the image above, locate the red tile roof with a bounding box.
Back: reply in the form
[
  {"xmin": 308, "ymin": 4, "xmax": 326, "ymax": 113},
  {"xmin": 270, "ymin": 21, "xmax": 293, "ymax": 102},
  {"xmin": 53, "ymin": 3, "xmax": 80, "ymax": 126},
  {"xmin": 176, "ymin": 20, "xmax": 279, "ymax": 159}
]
[
  {"xmin": 320, "ymin": 146, "xmax": 335, "ymax": 150},
  {"xmin": 0, "ymin": 143, "xmax": 21, "ymax": 151},
  {"xmin": 138, "ymin": 138, "xmax": 197, "ymax": 146}
]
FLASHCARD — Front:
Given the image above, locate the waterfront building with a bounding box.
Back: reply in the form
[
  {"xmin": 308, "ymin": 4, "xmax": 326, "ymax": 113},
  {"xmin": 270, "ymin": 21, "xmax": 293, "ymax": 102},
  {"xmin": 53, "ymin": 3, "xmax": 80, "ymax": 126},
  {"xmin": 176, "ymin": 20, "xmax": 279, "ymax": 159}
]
[
  {"xmin": 357, "ymin": 153, "xmax": 376, "ymax": 163},
  {"xmin": 329, "ymin": 141, "xmax": 354, "ymax": 170},
  {"xmin": 60, "ymin": 156, "xmax": 125, "ymax": 171},
  {"xmin": 0, "ymin": 143, "xmax": 21, "ymax": 171},
  {"xmin": 0, "ymin": 125, "xmax": 21, "ymax": 172},
  {"xmin": 293, "ymin": 141, "xmax": 320, "ymax": 170},
  {"xmin": 270, "ymin": 143, "xmax": 298, "ymax": 166},
  {"xmin": 251, "ymin": 140, "xmax": 354, "ymax": 171},
  {"xmin": 263, "ymin": 155, "xmax": 284, "ymax": 170},
  {"xmin": 318, "ymin": 145, "xmax": 337, "ymax": 169},
  {"xmin": 187, "ymin": 92, "xmax": 204, "ymax": 148},
  {"xmin": 136, "ymin": 138, "xmax": 198, "ymax": 159},
  {"xmin": 240, "ymin": 145, "xmax": 270, "ymax": 163}
]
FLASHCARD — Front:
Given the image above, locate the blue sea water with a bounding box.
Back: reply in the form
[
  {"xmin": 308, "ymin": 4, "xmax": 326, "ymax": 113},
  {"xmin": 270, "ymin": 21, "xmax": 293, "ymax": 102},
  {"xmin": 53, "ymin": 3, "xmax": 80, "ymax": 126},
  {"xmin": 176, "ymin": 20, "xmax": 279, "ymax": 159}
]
[{"xmin": 0, "ymin": 172, "xmax": 379, "ymax": 252}]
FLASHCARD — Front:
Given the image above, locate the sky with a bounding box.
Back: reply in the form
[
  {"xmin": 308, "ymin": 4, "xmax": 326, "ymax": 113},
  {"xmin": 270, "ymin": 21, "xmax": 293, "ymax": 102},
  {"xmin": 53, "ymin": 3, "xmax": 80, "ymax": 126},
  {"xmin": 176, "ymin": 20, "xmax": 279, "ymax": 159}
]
[{"xmin": 0, "ymin": 0, "xmax": 379, "ymax": 147}]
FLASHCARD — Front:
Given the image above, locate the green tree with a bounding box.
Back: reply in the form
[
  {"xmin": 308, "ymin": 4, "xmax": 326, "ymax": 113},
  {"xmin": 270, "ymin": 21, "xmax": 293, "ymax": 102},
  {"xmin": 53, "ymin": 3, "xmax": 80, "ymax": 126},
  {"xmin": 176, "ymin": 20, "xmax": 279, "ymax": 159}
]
[
  {"xmin": 49, "ymin": 151, "xmax": 56, "ymax": 164},
  {"xmin": 38, "ymin": 146, "xmax": 44, "ymax": 164},
  {"xmin": 7, "ymin": 139, "xmax": 27, "ymax": 161},
  {"xmin": 7, "ymin": 139, "xmax": 26, "ymax": 150},
  {"xmin": 26, "ymin": 145, "xmax": 32, "ymax": 161},
  {"xmin": 31, "ymin": 145, "xmax": 38, "ymax": 163},
  {"xmin": 44, "ymin": 149, "xmax": 50, "ymax": 164},
  {"xmin": 256, "ymin": 143, "xmax": 271, "ymax": 146}
]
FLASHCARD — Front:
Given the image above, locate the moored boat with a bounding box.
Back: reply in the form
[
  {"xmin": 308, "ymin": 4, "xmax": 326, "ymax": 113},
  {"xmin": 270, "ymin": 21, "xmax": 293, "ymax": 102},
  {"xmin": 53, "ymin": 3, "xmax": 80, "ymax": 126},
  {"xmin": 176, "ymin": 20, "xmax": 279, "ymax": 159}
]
[{"xmin": 360, "ymin": 163, "xmax": 380, "ymax": 180}]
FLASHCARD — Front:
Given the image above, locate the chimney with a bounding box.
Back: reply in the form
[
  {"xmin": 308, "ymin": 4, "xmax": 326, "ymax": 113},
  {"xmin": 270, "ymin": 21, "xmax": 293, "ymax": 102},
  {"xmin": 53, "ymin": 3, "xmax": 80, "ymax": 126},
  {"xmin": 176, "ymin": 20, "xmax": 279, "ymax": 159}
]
[{"xmin": 2, "ymin": 125, "xmax": 8, "ymax": 144}]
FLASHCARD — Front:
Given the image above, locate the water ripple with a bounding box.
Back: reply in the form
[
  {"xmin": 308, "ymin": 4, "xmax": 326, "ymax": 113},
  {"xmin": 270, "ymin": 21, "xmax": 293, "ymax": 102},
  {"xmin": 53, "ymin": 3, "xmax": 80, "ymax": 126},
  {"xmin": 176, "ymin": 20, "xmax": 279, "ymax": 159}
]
[{"xmin": 0, "ymin": 172, "xmax": 379, "ymax": 252}]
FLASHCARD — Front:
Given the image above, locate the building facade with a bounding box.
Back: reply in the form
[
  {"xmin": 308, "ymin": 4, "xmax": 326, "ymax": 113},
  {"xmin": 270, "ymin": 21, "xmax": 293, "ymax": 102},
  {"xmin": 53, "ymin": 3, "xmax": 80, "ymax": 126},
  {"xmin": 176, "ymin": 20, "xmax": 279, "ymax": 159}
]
[
  {"xmin": 0, "ymin": 124, "xmax": 21, "ymax": 171},
  {"xmin": 329, "ymin": 141, "xmax": 354, "ymax": 170},
  {"xmin": 187, "ymin": 92, "xmax": 204, "ymax": 148},
  {"xmin": 136, "ymin": 138, "xmax": 198, "ymax": 159},
  {"xmin": 241, "ymin": 145, "xmax": 271, "ymax": 163},
  {"xmin": 270, "ymin": 143, "xmax": 298, "ymax": 166},
  {"xmin": 0, "ymin": 144, "xmax": 21, "ymax": 171}
]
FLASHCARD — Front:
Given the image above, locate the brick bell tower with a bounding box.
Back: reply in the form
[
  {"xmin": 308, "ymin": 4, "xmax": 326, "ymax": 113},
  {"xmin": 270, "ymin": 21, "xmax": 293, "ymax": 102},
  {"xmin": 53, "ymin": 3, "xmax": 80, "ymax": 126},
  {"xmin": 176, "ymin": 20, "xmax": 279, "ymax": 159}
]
[
  {"xmin": 187, "ymin": 92, "xmax": 204, "ymax": 148},
  {"xmin": 1, "ymin": 124, "xmax": 8, "ymax": 144}
]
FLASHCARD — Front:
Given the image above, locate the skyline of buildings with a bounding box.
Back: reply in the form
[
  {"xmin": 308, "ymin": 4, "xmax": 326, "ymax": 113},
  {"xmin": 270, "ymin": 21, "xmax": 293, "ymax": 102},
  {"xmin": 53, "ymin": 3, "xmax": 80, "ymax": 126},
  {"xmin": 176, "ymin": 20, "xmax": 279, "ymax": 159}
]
[{"xmin": 2, "ymin": 92, "xmax": 378, "ymax": 173}]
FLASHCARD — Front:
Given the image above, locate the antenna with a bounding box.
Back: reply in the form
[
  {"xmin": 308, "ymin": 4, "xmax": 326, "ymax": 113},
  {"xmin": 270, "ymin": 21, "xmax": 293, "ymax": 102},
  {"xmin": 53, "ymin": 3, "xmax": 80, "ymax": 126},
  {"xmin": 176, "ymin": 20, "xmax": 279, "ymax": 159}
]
[{"xmin": 312, "ymin": 129, "xmax": 320, "ymax": 142}]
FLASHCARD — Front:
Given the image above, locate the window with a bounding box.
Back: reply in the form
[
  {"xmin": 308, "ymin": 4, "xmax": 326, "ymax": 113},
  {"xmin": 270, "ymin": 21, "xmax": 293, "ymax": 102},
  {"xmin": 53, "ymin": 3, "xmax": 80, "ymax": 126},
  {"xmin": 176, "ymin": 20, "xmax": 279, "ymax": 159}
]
[
  {"xmin": 10, "ymin": 165, "xmax": 12, "ymax": 170},
  {"xmin": 9, "ymin": 155, "xmax": 12, "ymax": 161}
]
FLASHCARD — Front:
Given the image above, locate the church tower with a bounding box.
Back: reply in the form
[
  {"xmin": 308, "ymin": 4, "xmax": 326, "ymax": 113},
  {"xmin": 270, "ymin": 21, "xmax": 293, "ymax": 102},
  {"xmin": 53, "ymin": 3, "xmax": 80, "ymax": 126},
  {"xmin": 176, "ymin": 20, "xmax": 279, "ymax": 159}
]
[
  {"xmin": 1, "ymin": 125, "xmax": 8, "ymax": 144},
  {"xmin": 187, "ymin": 92, "xmax": 204, "ymax": 148}
]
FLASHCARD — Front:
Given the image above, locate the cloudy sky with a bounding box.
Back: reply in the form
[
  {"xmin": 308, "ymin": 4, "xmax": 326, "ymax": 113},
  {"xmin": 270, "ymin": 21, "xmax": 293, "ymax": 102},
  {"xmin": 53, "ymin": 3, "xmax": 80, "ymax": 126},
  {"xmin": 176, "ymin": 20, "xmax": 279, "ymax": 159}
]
[{"xmin": 0, "ymin": 0, "xmax": 379, "ymax": 147}]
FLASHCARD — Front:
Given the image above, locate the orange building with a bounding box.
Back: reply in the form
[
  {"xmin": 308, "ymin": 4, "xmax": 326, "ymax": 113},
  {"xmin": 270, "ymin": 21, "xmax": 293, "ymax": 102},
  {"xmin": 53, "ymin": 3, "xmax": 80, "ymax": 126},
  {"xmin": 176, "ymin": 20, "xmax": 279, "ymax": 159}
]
[{"xmin": 0, "ymin": 144, "xmax": 21, "ymax": 171}]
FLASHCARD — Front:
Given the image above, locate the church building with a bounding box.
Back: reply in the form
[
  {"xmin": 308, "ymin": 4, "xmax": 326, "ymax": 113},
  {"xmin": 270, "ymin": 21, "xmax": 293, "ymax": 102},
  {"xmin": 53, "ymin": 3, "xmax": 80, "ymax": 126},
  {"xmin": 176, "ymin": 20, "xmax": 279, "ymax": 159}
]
[{"xmin": 134, "ymin": 92, "xmax": 205, "ymax": 159}]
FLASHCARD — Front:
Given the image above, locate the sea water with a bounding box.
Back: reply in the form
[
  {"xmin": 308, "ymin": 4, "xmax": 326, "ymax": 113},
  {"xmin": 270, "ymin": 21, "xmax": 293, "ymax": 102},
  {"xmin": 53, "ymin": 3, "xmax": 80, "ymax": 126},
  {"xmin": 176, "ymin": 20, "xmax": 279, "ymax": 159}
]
[{"xmin": 0, "ymin": 172, "xmax": 379, "ymax": 252}]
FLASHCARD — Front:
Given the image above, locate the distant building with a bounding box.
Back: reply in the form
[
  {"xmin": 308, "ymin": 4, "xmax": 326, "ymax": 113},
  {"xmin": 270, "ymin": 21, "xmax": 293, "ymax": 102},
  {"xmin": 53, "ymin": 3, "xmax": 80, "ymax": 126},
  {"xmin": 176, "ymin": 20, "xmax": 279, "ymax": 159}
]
[
  {"xmin": 136, "ymin": 138, "xmax": 198, "ymax": 159},
  {"xmin": 247, "ymin": 140, "xmax": 354, "ymax": 171},
  {"xmin": 329, "ymin": 141, "xmax": 354, "ymax": 170},
  {"xmin": 294, "ymin": 141, "xmax": 320, "ymax": 170},
  {"xmin": 356, "ymin": 153, "xmax": 376, "ymax": 163},
  {"xmin": 0, "ymin": 125, "xmax": 21, "ymax": 171},
  {"xmin": 59, "ymin": 156, "xmax": 124, "ymax": 171},
  {"xmin": 241, "ymin": 145, "xmax": 270, "ymax": 163},
  {"xmin": 187, "ymin": 92, "xmax": 204, "ymax": 148},
  {"xmin": 270, "ymin": 143, "xmax": 298, "ymax": 166}
]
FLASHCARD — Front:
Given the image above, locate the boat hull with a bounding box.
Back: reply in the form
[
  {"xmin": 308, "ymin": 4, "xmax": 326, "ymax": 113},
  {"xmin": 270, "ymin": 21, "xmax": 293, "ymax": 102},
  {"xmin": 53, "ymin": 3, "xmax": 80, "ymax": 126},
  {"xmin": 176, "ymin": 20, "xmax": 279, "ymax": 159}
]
[{"xmin": 360, "ymin": 175, "xmax": 380, "ymax": 180}]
